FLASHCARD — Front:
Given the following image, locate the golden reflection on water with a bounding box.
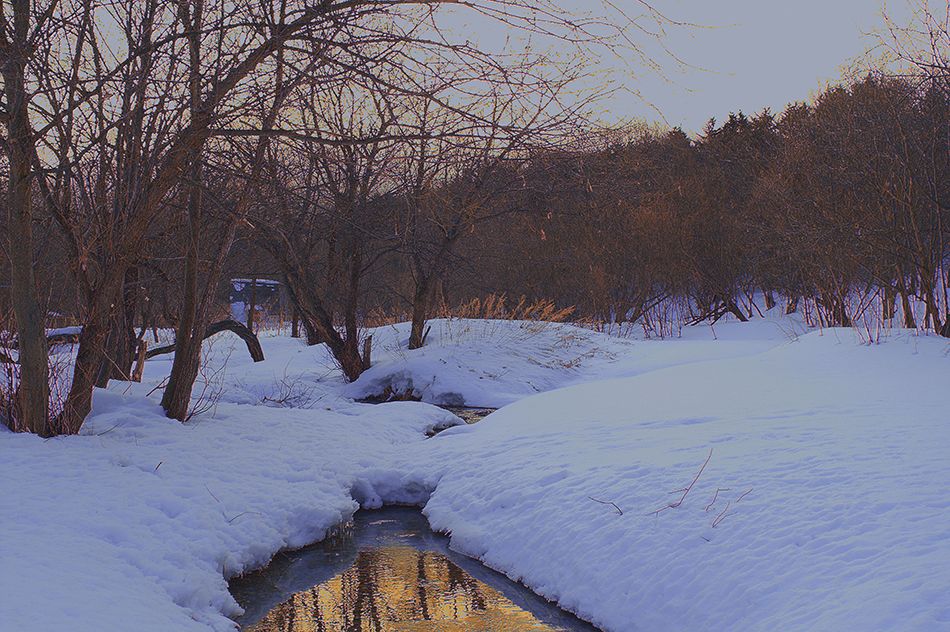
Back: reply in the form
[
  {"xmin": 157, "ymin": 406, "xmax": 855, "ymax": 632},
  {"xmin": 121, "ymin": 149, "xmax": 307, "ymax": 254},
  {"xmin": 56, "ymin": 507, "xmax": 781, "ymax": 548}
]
[{"xmin": 246, "ymin": 546, "xmax": 565, "ymax": 631}]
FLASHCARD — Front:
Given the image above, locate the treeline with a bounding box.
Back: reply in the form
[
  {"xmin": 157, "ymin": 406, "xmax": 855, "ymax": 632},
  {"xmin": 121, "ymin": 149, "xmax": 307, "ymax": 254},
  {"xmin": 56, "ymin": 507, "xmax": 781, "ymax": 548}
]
[{"xmin": 459, "ymin": 74, "xmax": 950, "ymax": 335}]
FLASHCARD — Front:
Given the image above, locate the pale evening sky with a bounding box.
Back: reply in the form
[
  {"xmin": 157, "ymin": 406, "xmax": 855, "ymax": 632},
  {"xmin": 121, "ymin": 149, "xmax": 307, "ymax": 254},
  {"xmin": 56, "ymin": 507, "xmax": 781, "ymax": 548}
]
[{"xmin": 439, "ymin": 0, "xmax": 932, "ymax": 133}]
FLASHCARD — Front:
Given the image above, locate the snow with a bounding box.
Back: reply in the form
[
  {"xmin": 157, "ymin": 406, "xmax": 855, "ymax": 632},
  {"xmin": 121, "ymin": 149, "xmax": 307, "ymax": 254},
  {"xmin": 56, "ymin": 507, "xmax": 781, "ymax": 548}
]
[
  {"xmin": 410, "ymin": 330, "xmax": 950, "ymax": 630},
  {"xmin": 0, "ymin": 368, "xmax": 458, "ymax": 631},
  {"xmin": 345, "ymin": 317, "xmax": 796, "ymax": 406},
  {"xmin": 2, "ymin": 316, "xmax": 949, "ymax": 631}
]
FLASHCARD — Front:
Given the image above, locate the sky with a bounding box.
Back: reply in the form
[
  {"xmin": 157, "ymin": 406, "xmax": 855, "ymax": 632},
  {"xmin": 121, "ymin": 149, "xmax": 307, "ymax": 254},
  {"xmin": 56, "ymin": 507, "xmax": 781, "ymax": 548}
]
[
  {"xmin": 439, "ymin": 0, "xmax": 932, "ymax": 133},
  {"xmin": 619, "ymin": 0, "xmax": 917, "ymax": 132}
]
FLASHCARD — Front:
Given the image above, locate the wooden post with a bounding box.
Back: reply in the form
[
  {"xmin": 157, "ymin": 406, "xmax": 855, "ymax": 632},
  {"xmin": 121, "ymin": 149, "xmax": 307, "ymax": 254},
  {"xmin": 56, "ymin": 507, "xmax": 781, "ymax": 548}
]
[
  {"xmin": 361, "ymin": 334, "xmax": 373, "ymax": 370},
  {"xmin": 246, "ymin": 277, "xmax": 257, "ymax": 333}
]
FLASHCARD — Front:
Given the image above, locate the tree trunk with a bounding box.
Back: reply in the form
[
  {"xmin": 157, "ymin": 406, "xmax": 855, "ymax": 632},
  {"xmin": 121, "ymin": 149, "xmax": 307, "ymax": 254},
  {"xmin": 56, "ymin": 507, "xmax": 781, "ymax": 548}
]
[
  {"xmin": 160, "ymin": 249, "xmax": 203, "ymax": 419},
  {"xmin": 56, "ymin": 281, "xmax": 120, "ymax": 435},
  {"xmin": 921, "ymin": 283, "xmax": 942, "ymax": 334},
  {"xmin": 97, "ymin": 267, "xmax": 140, "ymax": 386},
  {"xmin": 303, "ymin": 319, "xmax": 324, "ymax": 346},
  {"xmin": 161, "ymin": 3, "xmax": 206, "ymax": 422},
  {"xmin": 408, "ymin": 279, "xmax": 431, "ymax": 350},
  {"xmin": 291, "ymin": 309, "xmax": 300, "ymax": 338},
  {"xmin": 281, "ymin": 263, "xmax": 364, "ymax": 380},
  {"xmin": 896, "ymin": 275, "xmax": 916, "ymax": 328},
  {"xmin": 161, "ymin": 217, "xmax": 204, "ymax": 417},
  {"xmin": 3, "ymin": 3, "xmax": 50, "ymax": 436},
  {"xmin": 883, "ymin": 284, "xmax": 896, "ymax": 321},
  {"xmin": 112, "ymin": 267, "xmax": 142, "ymax": 380}
]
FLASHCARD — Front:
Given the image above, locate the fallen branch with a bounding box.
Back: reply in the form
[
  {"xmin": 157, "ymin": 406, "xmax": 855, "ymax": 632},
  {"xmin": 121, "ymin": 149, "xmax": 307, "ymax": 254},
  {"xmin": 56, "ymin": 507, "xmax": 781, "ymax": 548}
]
[{"xmin": 6, "ymin": 330, "xmax": 81, "ymax": 349}]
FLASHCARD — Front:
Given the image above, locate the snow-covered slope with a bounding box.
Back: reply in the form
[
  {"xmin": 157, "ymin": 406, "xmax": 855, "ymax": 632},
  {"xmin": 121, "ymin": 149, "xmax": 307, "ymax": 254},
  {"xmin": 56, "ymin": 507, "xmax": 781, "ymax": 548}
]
[
  {"xmin": 2, "ymin": 318, "xmax": 948, "ymax": 632},
  {"xmin": 346, "ymin": 317, "xmax": 800, "ymax": 406},
  {"xmin": 408, "ymin": 330, "xmax": 950, "ymax": 631},
  {"xmin": 0, "ymin": 389, "xmax": 456, "ymax": 632}
]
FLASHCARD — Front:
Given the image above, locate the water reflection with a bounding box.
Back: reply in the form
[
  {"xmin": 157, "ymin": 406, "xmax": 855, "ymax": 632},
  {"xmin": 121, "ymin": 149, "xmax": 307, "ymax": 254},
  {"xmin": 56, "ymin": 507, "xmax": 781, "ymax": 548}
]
[
  {"xmin": 231, "ymin": 508, "xmax": 596, "ymax": 632},
  {"xmin": 246, "ymin": 547, "xmax": 562, "ymax": 631}
]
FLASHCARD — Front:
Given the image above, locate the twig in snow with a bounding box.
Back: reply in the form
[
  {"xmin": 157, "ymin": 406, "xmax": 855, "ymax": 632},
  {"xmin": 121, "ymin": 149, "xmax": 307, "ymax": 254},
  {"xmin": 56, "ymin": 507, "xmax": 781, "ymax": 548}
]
[
  {"xmin": 145, "ymin": 376, "xmax": 169, "ymax": 397},
  {"xmin": 704, "ymin": 487, "xmax": 731, "ymax": 512},
  {"xmin": 589, "ymin": 496, "xmax": 624, "ymax": 515},
  {"xmin": 227, "ymin": 511, "xmax": 264, "ymax": 524},
  {"xmin": 711, "ymin": 502, "xmax": 732, "ymax": 528},
  {"xmin": 649, "ymin": 448, "xmax": 713, "ymax": 516},
  {"xmin": 154, "ymin": 461, "xmax": 163, "ymax": 472},
  {"xmin": 736, "ymin": 488, "xmax": 753, "ymax": 503},
  {"xmin": 95, "ymin": 423, "xmax": 122, "ymax": 436},
  {"xmin": 205, "ymin": 484, "xmax": 221, "ymax": 504}
]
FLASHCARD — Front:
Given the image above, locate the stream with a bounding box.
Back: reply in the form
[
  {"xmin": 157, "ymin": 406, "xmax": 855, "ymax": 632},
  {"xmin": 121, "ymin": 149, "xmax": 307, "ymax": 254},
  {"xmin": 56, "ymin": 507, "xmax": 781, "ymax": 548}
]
[{"xmin": 229, "ymin": 506, "xmax": 599, "ymax": 631}]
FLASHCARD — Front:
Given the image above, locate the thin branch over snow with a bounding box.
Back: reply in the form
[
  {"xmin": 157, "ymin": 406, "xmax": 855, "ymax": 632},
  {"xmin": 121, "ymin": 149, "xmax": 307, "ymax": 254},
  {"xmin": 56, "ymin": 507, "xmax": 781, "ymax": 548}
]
[{"xmin": 649, "ymin": 448, "xmax": 712, "ymax": 516}]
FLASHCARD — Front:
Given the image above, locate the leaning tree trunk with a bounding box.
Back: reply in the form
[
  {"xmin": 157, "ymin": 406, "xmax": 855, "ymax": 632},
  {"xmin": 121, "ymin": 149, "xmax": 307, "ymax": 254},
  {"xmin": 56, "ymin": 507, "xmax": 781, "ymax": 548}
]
[
  {"xmin": 3, "ymin": 11, "xmax": 51, "ymax": 436},
  {"xmin": 146, "ymin": 319, "xmax": 264, "ymax": 361},
  {"xmin": 725, "ymin": 298, "xmax": 749, "ymax": 323},
  {"xmin": 281, "ymin": 262, "xmax": 364, "ymax": 381}
]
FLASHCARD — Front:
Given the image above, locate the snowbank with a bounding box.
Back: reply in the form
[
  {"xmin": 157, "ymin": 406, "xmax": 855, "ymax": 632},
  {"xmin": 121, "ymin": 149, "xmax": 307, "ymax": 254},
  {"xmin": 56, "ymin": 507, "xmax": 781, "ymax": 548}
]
[
  {"xmin": 409, "ymin": 330, "xmax": 950, "ymax": 631},
  {"xmin": 2, "ymin": 318, "xmax": 948, "ymax": 631},
  {"xmin": 346, "ymin": 317, "xmax": 797, "ymax": 407},
  {"xmin": 0, "ymin": 384, "xmax": 457, "ymax": 631}
]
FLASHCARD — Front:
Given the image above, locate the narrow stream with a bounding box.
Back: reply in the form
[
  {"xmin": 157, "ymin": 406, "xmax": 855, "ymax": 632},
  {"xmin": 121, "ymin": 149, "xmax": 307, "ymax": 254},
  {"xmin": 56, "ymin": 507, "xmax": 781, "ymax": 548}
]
[{"xmin": 229, "ymin": 506, "xmax": 599, "ymax": 631}]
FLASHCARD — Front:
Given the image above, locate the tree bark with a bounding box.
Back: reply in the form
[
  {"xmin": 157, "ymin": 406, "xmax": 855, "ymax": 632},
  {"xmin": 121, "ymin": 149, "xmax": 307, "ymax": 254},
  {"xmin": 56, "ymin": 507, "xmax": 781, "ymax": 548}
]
[
  {"xmin": 97, "ymin": 267, "xmax": 140, "ymax": 386},
  {"xmin": 291, "ymin": 309, "xmax": 300, "ymax": 338},
  {"xmin": 161, "ymin": 1, "xmax": 206, "ymax": 421},
  {"xmin": 56, "ymin": 281, "xmax": 120, "ymax": 435},
  {"xmin": 408, "ymin": 279, "xmax": 431, "ymax": 350},
  {"xmin": 3, "ymin": 1, "xmax": 50, "ymax": 435},
  {"xmin": 896, "ymin": 274, "xmax": 916, "ymax": 328}
]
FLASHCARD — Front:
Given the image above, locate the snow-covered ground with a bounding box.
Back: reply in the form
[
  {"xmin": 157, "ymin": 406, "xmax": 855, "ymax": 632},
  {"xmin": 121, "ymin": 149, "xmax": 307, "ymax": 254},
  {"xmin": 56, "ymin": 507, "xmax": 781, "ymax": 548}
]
[{"xmin": 2, "ymin": 315, "xmax": 948, "ymax": 631}]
